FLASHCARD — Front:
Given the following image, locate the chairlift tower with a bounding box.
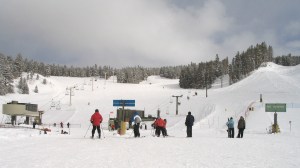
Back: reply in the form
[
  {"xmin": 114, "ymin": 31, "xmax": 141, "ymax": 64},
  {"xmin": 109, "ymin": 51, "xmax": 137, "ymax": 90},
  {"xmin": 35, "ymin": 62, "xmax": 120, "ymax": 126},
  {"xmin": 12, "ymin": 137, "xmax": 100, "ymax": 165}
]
[
  {"xmin": 172, "ymin": 95, "xmax": 183, "ymax": 115},
  {"xmin": 66, "ymin": 86, "xmax": 75, "ymax": 106}
]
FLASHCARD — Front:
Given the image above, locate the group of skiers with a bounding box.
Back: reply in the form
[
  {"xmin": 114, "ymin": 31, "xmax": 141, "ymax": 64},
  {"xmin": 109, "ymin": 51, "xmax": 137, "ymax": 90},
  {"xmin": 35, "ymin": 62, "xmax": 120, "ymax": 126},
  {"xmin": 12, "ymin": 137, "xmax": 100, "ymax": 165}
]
[
  {"xmin": 226, "ymin": 116, "xmax": 246, "ymax": 138},
  {"xmin": 89, "ymin": 108, "xmax": 246, "ymax": 139},
  {"xmin": 152, "ymin": 117, "xmax": 168, "ymax": 137}
]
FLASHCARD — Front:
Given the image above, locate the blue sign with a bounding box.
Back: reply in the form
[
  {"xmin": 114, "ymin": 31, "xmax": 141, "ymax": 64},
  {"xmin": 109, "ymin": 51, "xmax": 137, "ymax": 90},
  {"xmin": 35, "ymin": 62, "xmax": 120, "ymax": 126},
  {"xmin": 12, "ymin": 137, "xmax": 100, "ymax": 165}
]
[{"xmin": 113, "ymin": 100, "xmax": 135, "ymax": 107}]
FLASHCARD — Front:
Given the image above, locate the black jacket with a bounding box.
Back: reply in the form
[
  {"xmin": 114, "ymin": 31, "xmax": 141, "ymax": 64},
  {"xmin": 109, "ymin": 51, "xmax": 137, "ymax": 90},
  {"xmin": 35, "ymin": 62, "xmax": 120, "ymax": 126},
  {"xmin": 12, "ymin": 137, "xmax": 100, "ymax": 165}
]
[{"xmin": 185, "ymin": 114, "xmax": 194, "ymax": 127}]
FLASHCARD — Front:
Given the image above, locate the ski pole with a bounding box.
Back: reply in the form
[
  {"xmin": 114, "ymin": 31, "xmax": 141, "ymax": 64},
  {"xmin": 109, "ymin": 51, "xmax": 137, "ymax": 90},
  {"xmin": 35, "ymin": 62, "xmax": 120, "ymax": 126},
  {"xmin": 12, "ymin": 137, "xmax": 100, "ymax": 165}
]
[
  {"xmin": 129, "ymin": 128, "xmax": 134, "ymax": 137},
  {"xmin": 84, "ymin": 123, "xmax": 91, "ymax": 138},
  {"xmin": 150, "ymin": 127, "xmax": 153, "ymax": 136},
  {"xmin": 100, "ymin": 124, "xmax": 105, "ymax": 138}
]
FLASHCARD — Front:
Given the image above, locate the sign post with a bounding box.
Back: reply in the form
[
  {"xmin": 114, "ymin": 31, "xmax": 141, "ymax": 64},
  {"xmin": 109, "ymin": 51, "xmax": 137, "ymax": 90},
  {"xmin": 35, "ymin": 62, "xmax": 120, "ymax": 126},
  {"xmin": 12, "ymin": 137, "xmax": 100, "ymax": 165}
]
[
  {"xmin": 113, "ymin": 100, "xmax": 135, "ymax": 135},
  {"xmin": 265, "ymin": 103, "xmax": 286, "ymax": 133}
]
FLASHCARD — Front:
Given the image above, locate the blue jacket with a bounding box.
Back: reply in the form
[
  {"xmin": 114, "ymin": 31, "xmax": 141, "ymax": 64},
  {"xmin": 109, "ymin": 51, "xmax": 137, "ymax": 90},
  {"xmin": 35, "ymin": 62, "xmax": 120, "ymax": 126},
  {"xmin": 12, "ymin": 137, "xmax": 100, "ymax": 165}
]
[{"xmin": 226, "ymin": 119, "xmax": 234, "ymax": 128}]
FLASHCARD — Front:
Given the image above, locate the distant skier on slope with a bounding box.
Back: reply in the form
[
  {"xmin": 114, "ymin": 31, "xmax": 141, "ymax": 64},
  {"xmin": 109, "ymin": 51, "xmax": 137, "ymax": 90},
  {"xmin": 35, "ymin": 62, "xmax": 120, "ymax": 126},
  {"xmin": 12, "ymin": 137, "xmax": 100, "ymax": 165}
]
[
  {"xmin": 237, "ymin": 116, "xmax": 246, "ymax": 138},
  {"xmin": 131, "ymin": 112, "xmax": 142, "ymax": 138},
  {"xmin": 226, "ymin": 117, "xmax": 235, "ymax": 138},
  {"xmin": 90, "ymin": 109, "xmax": 103, "ymax": 139},
  {"xmin": 185, "ymin": 111, "xmax": 194, "ymax": 137},
  {"xmin": 226, "ymin": 118, "xmax": 230, "ymax": 138}
]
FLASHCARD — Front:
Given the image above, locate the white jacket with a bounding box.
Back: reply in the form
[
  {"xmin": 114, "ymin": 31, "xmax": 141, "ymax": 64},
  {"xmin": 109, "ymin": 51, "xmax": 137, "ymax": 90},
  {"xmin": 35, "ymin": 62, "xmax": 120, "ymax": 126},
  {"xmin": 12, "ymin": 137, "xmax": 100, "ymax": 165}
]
[{"xmin": 133, "ymin": 115, "xmax": 142, "ymax": 124}]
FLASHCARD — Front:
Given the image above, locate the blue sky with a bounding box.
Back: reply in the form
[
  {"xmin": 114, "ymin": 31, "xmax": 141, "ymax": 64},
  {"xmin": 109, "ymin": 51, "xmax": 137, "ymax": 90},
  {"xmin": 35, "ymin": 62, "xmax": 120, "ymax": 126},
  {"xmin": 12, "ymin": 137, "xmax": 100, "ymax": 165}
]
[{"xmin": 0, "ymin": 0, "xmax": 299, "ymax": 67}]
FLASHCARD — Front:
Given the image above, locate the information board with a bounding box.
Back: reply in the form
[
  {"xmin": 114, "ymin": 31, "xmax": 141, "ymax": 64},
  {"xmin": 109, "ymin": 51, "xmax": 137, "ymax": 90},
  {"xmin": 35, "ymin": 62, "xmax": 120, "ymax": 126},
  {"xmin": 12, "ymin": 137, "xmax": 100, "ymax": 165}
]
[{"xmin": 265, "ymin": 103, "xmax": 286, "ymax": 112}]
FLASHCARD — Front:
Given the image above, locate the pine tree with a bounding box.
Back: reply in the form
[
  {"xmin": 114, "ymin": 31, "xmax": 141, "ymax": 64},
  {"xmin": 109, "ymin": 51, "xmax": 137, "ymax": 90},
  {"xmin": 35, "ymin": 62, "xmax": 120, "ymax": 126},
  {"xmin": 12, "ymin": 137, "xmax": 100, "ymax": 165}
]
[
  {"xmin": 18, "ymin": 77, "xmax": 29, "ymax": 94},
  {"xmin": 13, "ymin": 53, "xmax": 24, "ymax": 78},
  {"xmin": 43, "ymin": 79, "xmax": 47, "ymax": 85},
  {"xmin": 0, "ymin": 54, "xmax": 14, "ymax": 94},
  {"xmin": 22, "ymin": 78, "xmax": 29, "ymax": 94},
  {"xmin": 34, "ymin": 85, "xmax": 38, "ymax": 93}
]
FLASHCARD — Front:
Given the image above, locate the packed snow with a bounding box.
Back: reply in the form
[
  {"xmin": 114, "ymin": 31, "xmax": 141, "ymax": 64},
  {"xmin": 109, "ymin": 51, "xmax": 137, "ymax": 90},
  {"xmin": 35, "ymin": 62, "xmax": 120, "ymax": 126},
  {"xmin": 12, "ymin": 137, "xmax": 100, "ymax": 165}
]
[{"xmin": 0, "ymin": 62, "xmax": 300, "ymax": 168}]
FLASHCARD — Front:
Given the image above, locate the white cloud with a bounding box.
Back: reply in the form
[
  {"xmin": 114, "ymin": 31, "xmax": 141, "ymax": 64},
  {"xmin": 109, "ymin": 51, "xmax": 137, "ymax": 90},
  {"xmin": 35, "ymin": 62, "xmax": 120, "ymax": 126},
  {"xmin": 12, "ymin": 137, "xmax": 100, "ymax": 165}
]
[{"xmin": 0, "ymin": 0, "xmax": 299, "ymax": 67}]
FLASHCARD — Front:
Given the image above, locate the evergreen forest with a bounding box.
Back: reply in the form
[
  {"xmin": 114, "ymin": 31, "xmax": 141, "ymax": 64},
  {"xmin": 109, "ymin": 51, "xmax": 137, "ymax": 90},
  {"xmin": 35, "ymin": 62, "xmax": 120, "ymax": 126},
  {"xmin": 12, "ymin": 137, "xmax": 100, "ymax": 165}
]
[{"xmin": 1, "ymin": 42, "xmax": 300, "ymax": 95}]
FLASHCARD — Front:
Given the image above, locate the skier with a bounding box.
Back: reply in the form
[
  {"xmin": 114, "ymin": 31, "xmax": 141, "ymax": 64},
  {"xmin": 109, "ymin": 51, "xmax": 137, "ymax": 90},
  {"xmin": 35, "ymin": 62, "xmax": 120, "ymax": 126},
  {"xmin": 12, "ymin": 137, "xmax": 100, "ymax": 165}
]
[
  {"xmin": 162, "ymin": 119, "xmax": 168, "ymax": 136},
  {"xmin": 90, "ymin": 109, "xmax": 103, "ymax": 139},
  {"xmin": 67, "ymin": 122, "xmax": 70, "ymax": 128},
  {"xmin": 226, "ymin": 118, "xmax": 230, "ymax": 138},
  {"xmin": 237, "ymin": 116, "xmax": 246, "ymax": 138},
  {"xmin": 226, "ymin": 117, "xmax": 235, "ymax": 138},
  {"xmin": 60, "ymin": 122, "xmax": 63, "ymax": 128},
  {"xmin": 155, "ymin": 117, "xmax": 165, "ymax": 137},
  {"xmin": 33, "ymin": 121, "xmax": 36, "ymax": 129},
  {"xmin": 185, "ymin": 111, "xmax": 194, "ymax": 137},
  {"xmin": 151, "ymin": 118, "xmax": 158, "ymax": 136},
  {"xmin": 131, "ymin": 112, "xmax": 142, "ymax": 137}
]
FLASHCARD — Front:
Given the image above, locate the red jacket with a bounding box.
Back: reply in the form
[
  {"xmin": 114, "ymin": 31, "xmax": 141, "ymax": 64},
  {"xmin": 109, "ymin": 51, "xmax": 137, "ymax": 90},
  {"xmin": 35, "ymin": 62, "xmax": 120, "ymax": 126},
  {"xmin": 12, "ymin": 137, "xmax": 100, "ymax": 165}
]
[
  {"xmin": 90, "ymin": 112, "xmax": 103, "ymax": 126},
  {"xmin": 156, "ymin": 118, "xmax": 165, "ymax": 127}
]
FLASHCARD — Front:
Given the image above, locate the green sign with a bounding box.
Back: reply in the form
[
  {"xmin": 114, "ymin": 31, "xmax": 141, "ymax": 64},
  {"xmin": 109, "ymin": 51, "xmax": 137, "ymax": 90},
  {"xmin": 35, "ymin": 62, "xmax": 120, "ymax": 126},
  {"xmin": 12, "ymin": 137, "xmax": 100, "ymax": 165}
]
[{"xmin": 265, "ymin": 103, "xmax": 286, "ymax": 112}]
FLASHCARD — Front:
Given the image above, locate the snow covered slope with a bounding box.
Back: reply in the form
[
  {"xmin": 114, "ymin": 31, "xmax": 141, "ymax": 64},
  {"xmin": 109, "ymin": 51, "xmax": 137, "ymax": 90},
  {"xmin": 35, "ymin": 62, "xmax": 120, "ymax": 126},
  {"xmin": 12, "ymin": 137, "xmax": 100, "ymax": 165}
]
[{"xmin": 0, "ymin": 62, "xmax": 300, "ymax": 168}]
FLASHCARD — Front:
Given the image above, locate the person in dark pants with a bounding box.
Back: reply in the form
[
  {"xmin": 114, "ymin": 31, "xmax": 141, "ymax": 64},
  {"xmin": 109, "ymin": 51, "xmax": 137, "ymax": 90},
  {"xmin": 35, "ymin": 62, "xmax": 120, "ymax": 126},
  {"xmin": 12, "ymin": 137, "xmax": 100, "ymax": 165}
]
[
  {"xmin": 226, "ymin": 117, "xmax": 235, "ymax": 138},
  {"xmin": 237, "ymin": 116, "xmax": 246, "ymax": 138},
  {"xmin": 67, "ymin": 122, "xmax": 70, "ymax": 128},
  {"xmin": 131, "ymin": 112, "xmax": 142, "ymax": 137},
  {"xmin": 185, "ymin": 111, "xmax": 194, "ymax": 137},
  {"xmin": 162, "ymin": 119, "xmax": 168, "ymax": 136},
  {"xmin": 226, "ymin": 118, "xmax": 230, "ymax": 138},
  {"xmin": 90, "ymin": 109, "xmax": 103, "ymax": 139},
  {"xmin": 33, "ymin": 121, "xmax": 36, "ymax": 129},
  {"xmin": 155, "ymin": 117, "xmax": 165, "ymax": 137}
]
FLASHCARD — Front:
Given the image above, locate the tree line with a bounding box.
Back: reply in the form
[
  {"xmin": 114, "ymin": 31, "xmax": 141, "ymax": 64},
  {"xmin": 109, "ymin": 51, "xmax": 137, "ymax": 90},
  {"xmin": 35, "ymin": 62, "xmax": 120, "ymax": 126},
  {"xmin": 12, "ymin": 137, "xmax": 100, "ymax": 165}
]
[
  {"xmin": 1, "ymin": 42, "xmax": 300, "ymax": 95},
  {"xmin": 0, "ymin": 53, "xmax": 160, "ymax": 95}
]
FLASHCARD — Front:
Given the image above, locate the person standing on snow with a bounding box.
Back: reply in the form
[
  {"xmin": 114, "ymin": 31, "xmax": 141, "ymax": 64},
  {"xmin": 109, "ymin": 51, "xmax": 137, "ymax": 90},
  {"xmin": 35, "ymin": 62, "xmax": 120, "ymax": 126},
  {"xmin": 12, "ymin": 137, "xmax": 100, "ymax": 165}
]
[
  {"xmin": 151, "ymin": 118, "xmax": 159, "ymax": 136},
  {"xmin": 155, "ymin": 117, "xmax": 165, "ymax": 137},
  {"xmin": 226, "ymin": 117, "xmax": 235, "ymax": 138},
  {"xmin": 131, "ymin": 112, "xmax": 142, "ymax": 137},
  {"xmin": 90, "ymin": 109, "xmax": 103, "ymax": 139},
  {"xmin": 162, "ymin": 119, "xmax": 168, "ymax": 137},
  {"xmin": 237, "ymin": 116, "xmax": 246, "ymax": 138},
  {"xmin": 185, "ymin": 111, "xmax": 194, "ymax": 137}
]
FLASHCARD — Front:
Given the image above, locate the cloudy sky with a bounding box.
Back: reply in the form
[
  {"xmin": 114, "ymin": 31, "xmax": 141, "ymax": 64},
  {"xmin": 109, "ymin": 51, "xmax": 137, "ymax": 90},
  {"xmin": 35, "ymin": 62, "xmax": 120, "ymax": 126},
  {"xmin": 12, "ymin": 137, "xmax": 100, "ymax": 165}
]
[{"xmin": 0, "ymin": 0, "xmax": 300, "ymax": 68}]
